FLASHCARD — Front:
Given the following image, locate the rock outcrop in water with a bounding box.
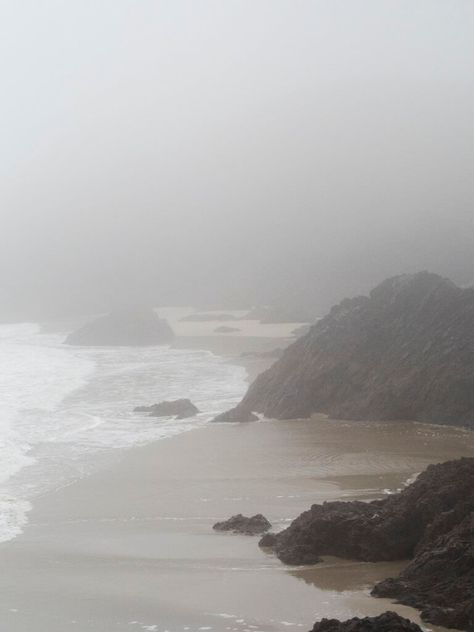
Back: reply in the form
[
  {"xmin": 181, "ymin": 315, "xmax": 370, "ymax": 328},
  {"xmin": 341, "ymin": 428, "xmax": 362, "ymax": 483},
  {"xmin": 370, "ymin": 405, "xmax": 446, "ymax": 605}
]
[
  {"xmin": 65, "ymin": 309, "xmax": 174, "ymax": 346},
  {"xmin": 134, "ymin": 399, "xmax": 199, "ymax": 419},
  {"xmin": 310, "ymin": 612, "xmax": 423, "ymax": 632},
  {"xmin": 213, "ymin": 513, "xmax": 271, "ymax": 535},
  {"xmin": 219, "ymin": 272, "xmax": 474, "ymax": 428},
  {"xmin": 260, "ymin": 458, "xmax": 474, "ymax": 631}
]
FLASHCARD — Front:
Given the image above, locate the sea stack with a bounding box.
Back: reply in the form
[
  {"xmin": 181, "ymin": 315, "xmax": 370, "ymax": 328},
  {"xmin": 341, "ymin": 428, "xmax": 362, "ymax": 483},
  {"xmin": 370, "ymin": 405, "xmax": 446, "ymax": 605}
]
[{"xmin": 64, "ymin": 308, "xmax": 174, "ymax": 346}]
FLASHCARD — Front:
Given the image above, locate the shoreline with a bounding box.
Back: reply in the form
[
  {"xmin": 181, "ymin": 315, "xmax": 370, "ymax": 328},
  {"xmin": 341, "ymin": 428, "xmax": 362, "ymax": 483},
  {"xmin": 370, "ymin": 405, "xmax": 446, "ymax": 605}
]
[
  {"xmin": 0, "ymin": 414, "xmax": 472, "ymax": 631},
  {"xmin": 0, "ymin": 327, "xmax": 473, "ymax": 631}
]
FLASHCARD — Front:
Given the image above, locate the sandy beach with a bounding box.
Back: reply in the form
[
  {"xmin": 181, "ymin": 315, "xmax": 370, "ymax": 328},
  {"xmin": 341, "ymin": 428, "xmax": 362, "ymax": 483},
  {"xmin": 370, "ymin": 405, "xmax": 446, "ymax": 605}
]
[
  {"xmin": 0, "ymin": 323, "xmax": 473, "ymax": 632},
  {"xmin": 0, "ymin": 411, "xmax": 473, "ymax": 632}
]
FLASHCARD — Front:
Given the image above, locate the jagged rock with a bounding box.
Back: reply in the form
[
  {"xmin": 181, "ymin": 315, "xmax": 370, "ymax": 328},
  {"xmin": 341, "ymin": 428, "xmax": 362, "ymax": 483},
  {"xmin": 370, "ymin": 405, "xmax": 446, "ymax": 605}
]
[
  {"xmin": 213, "ymin": 513, "xmax": 271, "ymax": 535},
  {"xmin": 222, "ymin": 273, "xmax": 474, "ymax": 428},
  {"xmin": 310, "ymin": 612, "xmax": 423, "ymax": 632},
  {"xmin": 372, "ymin": 512, "xmax": 474, "ymax": 631},
  {"xmin": 134, "ymin": 398, "xmax": 199, "ymax": 419},
  {"xmin": 212, "ymin": 406, "xmax": 258, "ymax": 422},
  {"xmin": 214, "ymin": 325, "xmax": 240, "ymax": 333},
  {"xmin": 261, "ymin": 458, "xmax": 474, "ymax": 631},
  {"xmin": 65, "ymin": 309, "xmax": 174, "ymax": 346},
  {"xmin": 261, "ymin": 458, "xmax": 474, "ymax": 562}
]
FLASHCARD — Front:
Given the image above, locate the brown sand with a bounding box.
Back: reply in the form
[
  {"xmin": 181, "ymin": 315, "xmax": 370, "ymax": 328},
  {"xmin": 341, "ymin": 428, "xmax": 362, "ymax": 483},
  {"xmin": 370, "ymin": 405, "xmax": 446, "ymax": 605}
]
[
  {"xmin": 0, "ymin": 415, "xmax": 472, "ymax": 632},
  {"xmin": 1, "ymin": 320, "xmax": 472, "ymax": 632}
]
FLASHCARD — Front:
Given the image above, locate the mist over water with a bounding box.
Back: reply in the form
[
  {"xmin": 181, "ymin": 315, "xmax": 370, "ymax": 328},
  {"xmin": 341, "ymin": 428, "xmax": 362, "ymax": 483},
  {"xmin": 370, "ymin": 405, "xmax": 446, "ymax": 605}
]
[{"xmin": 1, "ymin": 1, "xmax": 473, "ymax": 320}]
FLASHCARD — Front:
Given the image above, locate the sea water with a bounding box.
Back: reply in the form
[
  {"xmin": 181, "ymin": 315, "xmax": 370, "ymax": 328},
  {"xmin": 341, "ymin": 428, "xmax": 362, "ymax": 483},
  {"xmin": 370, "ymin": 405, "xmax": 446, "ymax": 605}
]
[{"xmin": 0, "ymin": 322, "xmax": 247, "ymax": 542}]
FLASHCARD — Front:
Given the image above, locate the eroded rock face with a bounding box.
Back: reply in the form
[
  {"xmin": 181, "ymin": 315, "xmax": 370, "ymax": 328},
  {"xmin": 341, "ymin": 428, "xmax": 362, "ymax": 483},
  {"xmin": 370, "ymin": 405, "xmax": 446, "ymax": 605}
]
[
  {"xmin": 134, "ymin": 399, "xmax": 199, "ymax": 419},
  {"xmin": 372, "ymin": 512, "xmax": 474, "ymax": 631},
  {"xmin": 310, "ymin": 612, "xmax": 423, "ymax": 632},
  {"xmin": 222, "ymin": 273, "xmax": 474, "ymax": 428},
  {"xmin": 261, "ymin": 458, "xmax": 474, "ymax": 563},
  {"xmin": 65, "ymin": 309, "xmax": 174, "ymax": 346},
  {"xmin": 261, "ymin": 458, "xmax": 474, "ymax": 631},
  {"xmin": 213, "ymin": 513, "xmax": 271, "ymax": 535}
]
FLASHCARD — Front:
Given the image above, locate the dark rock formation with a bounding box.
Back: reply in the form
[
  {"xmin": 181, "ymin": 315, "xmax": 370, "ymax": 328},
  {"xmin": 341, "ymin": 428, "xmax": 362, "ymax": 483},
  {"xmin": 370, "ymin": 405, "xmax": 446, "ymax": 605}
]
[
  {"xmin": 212, "ymin": 406, "xmax": 258, "ymax": 422},
  {"xmin": 261, "ymin": 458, "xmax": 474, "ymax": 631},
  {"xmin": 214, "ymin": 325, "xmax": 241, "ymax": 333},
  {"xmin": 372, "ymin": 512, "xmax": 474, "ymax": 631},
  {"xmin": 134, "ymin": 398, "xmax": 199, "ymax": 419},
  {"xmin": 213, "ymin": 513, "xmax": 271, "ymax": 535},
  {"xmin": 223, "ymin": 273, "xmax": 474, "ymax": 428},
  {"xmin": 65, "ymin": 309, "xmax": 174, "ymax": 346},
  {"xmin": 310, "ymin": 612, "xmax": 423, "ymax": 632}
]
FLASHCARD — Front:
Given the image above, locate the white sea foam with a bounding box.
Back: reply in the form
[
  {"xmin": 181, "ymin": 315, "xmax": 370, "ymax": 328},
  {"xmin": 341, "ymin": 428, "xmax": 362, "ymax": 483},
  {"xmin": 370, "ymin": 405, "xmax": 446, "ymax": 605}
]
[{"xmin": 0, "ymin": 322, "xmax": 247, "ymax": 542}]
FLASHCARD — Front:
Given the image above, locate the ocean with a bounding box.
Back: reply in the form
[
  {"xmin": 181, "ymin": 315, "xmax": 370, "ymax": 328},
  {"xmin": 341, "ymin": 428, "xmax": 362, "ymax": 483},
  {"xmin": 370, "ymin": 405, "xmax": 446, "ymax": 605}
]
[{"xmin": 0, "ymin": 322, "xmax": 247, "ymax": 543}]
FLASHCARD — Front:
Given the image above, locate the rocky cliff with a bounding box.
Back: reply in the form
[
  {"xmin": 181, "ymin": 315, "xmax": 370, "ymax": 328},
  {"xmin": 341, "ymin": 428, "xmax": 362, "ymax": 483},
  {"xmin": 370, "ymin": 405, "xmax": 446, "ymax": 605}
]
[
  {"xmin": 215, "ymin": 272, "xmax": 474, "ymax": 428},
  {"xmin": 260, "ymin": 458, "xmax": 474, "ymax": 631},
  {"xmin": 65, "ymin": 309, "xmax": 174, "ymax": 346}
]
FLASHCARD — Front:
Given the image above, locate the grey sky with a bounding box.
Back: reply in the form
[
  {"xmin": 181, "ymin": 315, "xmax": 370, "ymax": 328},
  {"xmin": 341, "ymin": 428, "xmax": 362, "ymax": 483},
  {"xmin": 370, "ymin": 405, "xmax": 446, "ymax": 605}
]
[{"xmin": 1, "ymin": 1, "xmax": 473, "ymax": 318}]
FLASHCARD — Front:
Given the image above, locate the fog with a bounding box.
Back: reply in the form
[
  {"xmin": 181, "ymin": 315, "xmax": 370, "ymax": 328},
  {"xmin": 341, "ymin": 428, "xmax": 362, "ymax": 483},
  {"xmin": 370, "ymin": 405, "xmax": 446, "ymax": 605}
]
[{"xmin": 1, "ymin": 0, "xmax": 473, "ymax": 320}]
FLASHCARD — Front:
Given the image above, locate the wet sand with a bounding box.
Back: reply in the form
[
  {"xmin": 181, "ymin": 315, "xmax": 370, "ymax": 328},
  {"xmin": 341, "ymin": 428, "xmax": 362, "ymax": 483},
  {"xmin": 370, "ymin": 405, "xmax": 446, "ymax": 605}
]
[{"xmin": 0, "ymin": 415, "xmax": 472, "ymax": 632}]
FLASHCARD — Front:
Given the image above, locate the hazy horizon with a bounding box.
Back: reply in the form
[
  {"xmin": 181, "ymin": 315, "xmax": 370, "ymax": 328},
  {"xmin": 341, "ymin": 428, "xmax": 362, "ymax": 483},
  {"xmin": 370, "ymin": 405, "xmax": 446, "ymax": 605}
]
[{"xmin": 1, "ymin": 1, "xmax": 473, "ymax": 320}]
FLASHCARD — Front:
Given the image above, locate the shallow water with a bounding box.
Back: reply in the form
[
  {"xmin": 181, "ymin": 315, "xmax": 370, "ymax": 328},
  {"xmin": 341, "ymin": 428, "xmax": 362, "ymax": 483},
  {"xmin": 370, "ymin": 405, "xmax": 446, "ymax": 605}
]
[{"xmin": 0, "ymin": 322, "xmax": 247, "ymax": 542}]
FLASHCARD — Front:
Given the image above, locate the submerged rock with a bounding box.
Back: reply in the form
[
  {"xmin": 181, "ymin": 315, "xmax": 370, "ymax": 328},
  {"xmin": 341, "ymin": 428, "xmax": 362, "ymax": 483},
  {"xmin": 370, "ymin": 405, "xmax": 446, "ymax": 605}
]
[
  {"xmin": 134, "ymin": 399, "xmax": 199, "ymax": 419},
  {"xmin": 261, "ymin": 458, "xmax": 474, "ymax": 631},
  {"xmin": 310, "ymin": 612, "xmax": 423, "ymax": 632},
  {"xmin": 223, "ymin": 272, "xmax": 474, "ymax": 428},
  {"xmin": 213, "ymin": 513, "xmax": 271, "ymax": 535},
  {"xmin": 65, "ymin": 309, "xmax": 174, "ymax": 346}
]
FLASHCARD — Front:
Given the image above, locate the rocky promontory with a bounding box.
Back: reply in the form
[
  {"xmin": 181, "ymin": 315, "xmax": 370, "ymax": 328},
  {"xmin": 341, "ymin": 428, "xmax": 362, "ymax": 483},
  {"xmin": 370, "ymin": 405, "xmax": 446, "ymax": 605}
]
[
  {"xmin": 218, "ymin": 273, "xmax": 474, "ymax": 428},
  {"xmin": 65, "ymin": 309, "xmax": 174, "ymax": 346},
  {"xmin": 260, "ymin": 458, "xmax": 474, "ymax": 630}
]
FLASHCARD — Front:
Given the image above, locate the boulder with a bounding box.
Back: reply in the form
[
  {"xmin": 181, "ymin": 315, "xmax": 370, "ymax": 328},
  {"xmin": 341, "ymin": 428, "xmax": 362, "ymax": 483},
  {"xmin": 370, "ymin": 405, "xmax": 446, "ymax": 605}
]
[
  {"xmin": 213, "ymin": 513, "xmax": 271, "ymax": 535},
  {"xmin": 134, "ymin": 398, "xmax": 199, "ymax": 419},
  {"xmin": 310, "ymin": 612, "xmax": 423, "ymax": 632}
]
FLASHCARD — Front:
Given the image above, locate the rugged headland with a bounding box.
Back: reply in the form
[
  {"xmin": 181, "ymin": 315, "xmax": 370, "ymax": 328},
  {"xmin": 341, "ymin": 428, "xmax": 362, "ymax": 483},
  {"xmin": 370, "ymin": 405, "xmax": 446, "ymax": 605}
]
[
  {"xmin": 215, "ymin": 272, "xmax": 474, "ymax": 428},
  {"xmin": 260, "ymin": 457, "xmax": 474, "ymax": 631},
  {"xmin": 65, "ymin": 309, "xmax": 174, "ymax": 346}
]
